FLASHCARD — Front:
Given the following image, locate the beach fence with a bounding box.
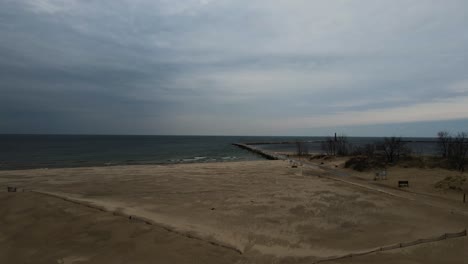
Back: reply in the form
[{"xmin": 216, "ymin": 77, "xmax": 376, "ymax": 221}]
[
  {"xmin": 5, "ymin": 186, "xmax": 28, "ymax": 192},
  {"xmin": 312, "ymin": 229, "xmax": 467, "ymax": 263}
]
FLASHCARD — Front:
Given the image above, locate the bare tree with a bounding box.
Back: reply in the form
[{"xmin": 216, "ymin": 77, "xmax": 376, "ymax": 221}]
[
  {"xmin": 320, "ymin": 134, "xmax": 350, "ymax": 156},
  {"xmin": 336, "ymin": 135, "xmax": 350, "ymax": 156},
  {"xmin": 448, "ymin": 132, "xmax": 468, "ymax": 172},
  {"xmin": 363, "ymin": 143, "xmax": 376, "ymax": 158},
  {"xmin": 437, "ymin": 131, "xmax": 451, "ymax": 158},
  {"xmin": 321, "ymin": 137, "xmax": 335, "ymax": 155},
  {"xmin": 381, "ymin": 137, "xmax": 407, "ymax": 163},
  {"xmin": 351, "ymin": 143, "xmax": 376, "ymax": 158},
  {"xmin": 295, "ymin": 141, "xmax": 309, "ymax": 156}
]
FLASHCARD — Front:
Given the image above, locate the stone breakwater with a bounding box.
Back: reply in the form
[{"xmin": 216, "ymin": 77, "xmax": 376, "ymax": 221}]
[{"xmin": 232, "ymin": 143, "xmax": 284, "ymax": 160}]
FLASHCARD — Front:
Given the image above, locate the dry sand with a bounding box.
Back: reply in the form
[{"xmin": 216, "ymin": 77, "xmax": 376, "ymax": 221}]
[
  {"xmin": 0, "ymin": 192, "xmax": 242, "ymax": 264},
  {"xmin": 307, "ymin": 155, "xmax": 468, "ymax": 210},
  {"xmin": 1, "ymin": 160, "xmax": 467, "ymax": 263},
  {"xmin": 344, "ymin": 166, "xmax": 467, "ymax": 202}
]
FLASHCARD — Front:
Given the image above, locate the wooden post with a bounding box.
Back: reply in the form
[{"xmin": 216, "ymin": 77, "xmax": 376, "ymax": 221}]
[
  {"xmin": 334, "ymin": 133, "xmax": 337, "ymax": 156},
  {"xmin": 464, "ymin": 193, "xmax": 466, "ymax": 203}
]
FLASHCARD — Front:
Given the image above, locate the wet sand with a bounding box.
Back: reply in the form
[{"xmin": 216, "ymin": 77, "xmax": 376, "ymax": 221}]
[{"xmin": 1, "ymin": 160, "xmax": 467, "ymax": 263}]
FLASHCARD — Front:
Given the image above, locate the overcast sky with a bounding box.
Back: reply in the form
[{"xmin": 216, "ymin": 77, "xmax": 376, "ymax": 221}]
[{"xmin": 1, "ymin": 0, "xmax": 468, "ymax": 136}]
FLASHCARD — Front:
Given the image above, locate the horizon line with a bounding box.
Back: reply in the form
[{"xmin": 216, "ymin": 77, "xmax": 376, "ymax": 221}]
[{"xmin": 0, "ymin": 133, "xmax": 438, "ymax": 138}]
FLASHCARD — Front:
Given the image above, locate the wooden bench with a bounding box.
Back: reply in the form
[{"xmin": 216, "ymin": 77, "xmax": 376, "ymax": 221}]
[{"xmin": 398, "ymin": 181, "xmax": 409, "ymax": 188}]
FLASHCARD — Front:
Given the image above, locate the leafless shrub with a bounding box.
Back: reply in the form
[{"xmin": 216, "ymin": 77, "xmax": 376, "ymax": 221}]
[
  {"xmin": 448, "ymin": 132, "xmax": 468, "ymax": 172},
  {"xmin": 295, "ymin": 141, "xmax": 309, "ymax": 156},
  {"xmin": 335, "ymin": 135, "xmax": 350, "ymax": 156},
  {"xmin": 379, "ymin": 137, "xmax": 408, "ymax": 163},
  {"xmin": 320, "ymin": 134, "xmax": 351, "ymax": 156},
  {"xmin": 437, "ymin": 131, "xmax": 451, "ymax": 158},
  {"xmin": 352, "ymin": 143, "xmax": 376, "ymax": 158},
  {"xmin": 321, "ymin": 137, "xmax": 336, "ymax": 155}
]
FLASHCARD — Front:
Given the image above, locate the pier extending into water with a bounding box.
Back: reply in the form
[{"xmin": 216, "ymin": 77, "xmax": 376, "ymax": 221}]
[
  {"xmin": 232, "ymin": 143, "xmax": 284, "ymax": 160},
  {"xmin": 234, "ymin": 138, "xmax": 441, "ymax": 159}
]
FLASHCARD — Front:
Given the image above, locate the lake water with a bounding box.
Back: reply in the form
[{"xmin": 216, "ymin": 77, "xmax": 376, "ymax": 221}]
[{"xmin": 0, "ymin": 135, "xmax": 438, "ymax": 170}]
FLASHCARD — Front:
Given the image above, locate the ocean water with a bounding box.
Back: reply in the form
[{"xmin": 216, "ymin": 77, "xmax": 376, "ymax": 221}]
[{"xmin": 0, "ymin": 135, "xmax": 438, "ymax": 170}]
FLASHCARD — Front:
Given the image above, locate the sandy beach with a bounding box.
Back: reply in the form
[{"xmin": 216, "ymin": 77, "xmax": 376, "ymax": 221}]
[
  {"xmin": 3, "ymin": 0, "xmax": 468, "ymax": 262},
  {"xmin": 1, "ymin": 160, "xmax": 467, "ymax": 263}
]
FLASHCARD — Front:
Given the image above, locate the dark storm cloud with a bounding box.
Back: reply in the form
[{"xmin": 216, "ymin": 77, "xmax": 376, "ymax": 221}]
[{"xmin": 1, "ymin": 0, "xmax": 468, "ymax": 136}]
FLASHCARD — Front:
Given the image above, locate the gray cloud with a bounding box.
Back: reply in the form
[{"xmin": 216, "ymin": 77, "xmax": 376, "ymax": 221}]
[{"xmin": 1, "ymin": 0, "xmax": 468, "ymax": 136}]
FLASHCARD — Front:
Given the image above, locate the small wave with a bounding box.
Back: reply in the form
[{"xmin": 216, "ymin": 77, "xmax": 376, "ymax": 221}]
[
  {"xmin": 182, "ymin": 156, "xmax": 207, "ymax": 162},
  {"xmin": 221, "ymin": 156, "xmax": 238, "ymax": 160}
]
